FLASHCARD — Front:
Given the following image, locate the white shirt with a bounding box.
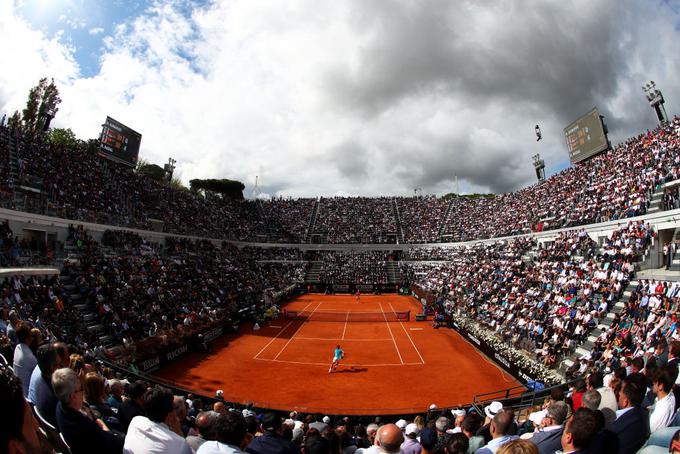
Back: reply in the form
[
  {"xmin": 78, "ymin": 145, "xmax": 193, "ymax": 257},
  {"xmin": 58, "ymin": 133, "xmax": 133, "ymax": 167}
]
[
  {"xmin": 597, "ymin": 386, "xmax": 618, "ymax": 413},
  {"xmin": 13, "ymin": 342, "xmax": 37, "ymax": 397},
  {"xmin": 197, "ymin": 441, "xmax": 248, "ymax": 454},
  {"xmin": 650, "ymin": 392, "xmax": 676, "ymax": 433},
  {"xmin": 123, "ymin": 416, "xmax": 193, "ymax": 454}
]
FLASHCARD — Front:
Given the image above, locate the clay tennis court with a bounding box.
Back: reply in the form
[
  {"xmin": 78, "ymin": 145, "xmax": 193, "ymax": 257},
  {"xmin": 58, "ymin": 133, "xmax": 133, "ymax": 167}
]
[{"xmin": 154, "ymin": 295, "xmax": 521, "ymax": 414}]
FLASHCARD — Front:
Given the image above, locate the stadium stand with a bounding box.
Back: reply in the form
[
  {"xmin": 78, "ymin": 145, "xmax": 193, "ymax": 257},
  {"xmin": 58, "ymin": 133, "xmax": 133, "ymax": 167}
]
[{"xmin": 1, "ymin": 117, "xmax": 680, "ymax": 453}]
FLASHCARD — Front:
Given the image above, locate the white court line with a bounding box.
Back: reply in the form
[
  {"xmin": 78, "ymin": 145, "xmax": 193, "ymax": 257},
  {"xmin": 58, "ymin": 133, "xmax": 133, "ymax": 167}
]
[
  {"xmin": 273, "ymin": 301, "xmax": 323, "ymax": 360},
  {"xmin": 409, "ymin": 328, "xmax": 423, "ymax": 331},
  {"xmin": 253, "ymin": 301, "xmax": 314, "ymax": 359},
  {"xmin": 390, "ymin": 302, "xmax": 425, "ymax": 364},
  {"xmin": 341, "ymin": 312, "xmax": 349, "ymax": 340},
  {"xmin": 293, "ymin": 337, "xmax": 393, "ymax": 342},
  {"xmin": 270, "ymin": 326, "xmax": 282, "ymax": 329},
  {"xmin": 379, "ymin": 302, "xmax": 404, "ymax": 365},
  {"xmin": 254, "ymin": 357, "xmax": 423, "ymax": 367}
]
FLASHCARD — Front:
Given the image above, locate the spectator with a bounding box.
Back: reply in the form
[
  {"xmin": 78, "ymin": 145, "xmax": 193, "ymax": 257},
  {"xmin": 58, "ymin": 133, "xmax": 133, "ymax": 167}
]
[
  {"xmin": 526, "ymin": 401, "xmax": 568, "ymax": 454},
  {"xmin": 374, "ymin": 424, "xmax": 404, "ymax": 454},
  {"xmin": 246, "ymin": 412, "xmax": 301, "ymax": 454},
  {"xmin": 475, "ymin": 410, "xmax": 518, "ymax": 454},
  {"xmin": 118, "ymin": 381, "xmax": 146, "ymax": 432},
  {"xmin": 187, "ymin": 411, "xmax": 219, "ymax": 452},
  {"xmin": 123, "ymin": 386, "xmax": 192, "ymax": 454},
  {"xmin": 12, "ymin": 321, "xmax": 37, "ymax": 396},
  {"xmin": 445, "ymin": 433, "xmax": 470, "ymax": 454},
  {"xmin": 53, "ymin": 367, "xmax": 123, "ymax": 454},
  {"xmin": 560, "ymin": 408, "xmax": 601, "ymax": 454},
  {"xmin": 107, "ymin": 379, "xmax": 125, "ymax": 410},
  {"xmin": 496, "ymin": 440, "xmax": 537, "ymax": 454},
  {"xmin": 28, "ymin": 341, "xmax": 69, "ymax": 427},
  {"xmin": 607, "ymin": 375, "xmax": 650, "ymax": 454},
  {"xmin": 401, "ymin": 423, "xmax": 422, "ymax": 454},
  {"xmin": 198, "ymin": 411, "xmax": 250, "ymax": 454},
  {"xmin": 460, "ymin": 413, "xmax": 485, "ymax": 454},
  {"xmin": 649, "ymin": 365, "xmax": 676, "ymax": 433},
  {"xmin": 0, "ymin": 366, "xmax": 43, "ymax": 454}
]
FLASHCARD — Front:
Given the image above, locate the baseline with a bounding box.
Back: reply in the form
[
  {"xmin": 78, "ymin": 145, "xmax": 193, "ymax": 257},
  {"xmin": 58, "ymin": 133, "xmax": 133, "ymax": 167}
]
[{"xmin": 254, "ymin": 357, "xmax": 424, "ymax": 367}]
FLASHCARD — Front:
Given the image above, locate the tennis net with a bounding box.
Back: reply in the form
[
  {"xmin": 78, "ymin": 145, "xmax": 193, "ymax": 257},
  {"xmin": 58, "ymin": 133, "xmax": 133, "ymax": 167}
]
[{"xmin": 283, "ymin": 310, "xmax": 410, "ymax": 322}]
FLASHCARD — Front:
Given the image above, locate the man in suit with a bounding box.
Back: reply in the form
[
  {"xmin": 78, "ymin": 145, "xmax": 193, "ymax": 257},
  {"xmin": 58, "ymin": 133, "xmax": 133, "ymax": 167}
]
[
  {"xmin": 528, "ymin": 401, "xmax": 569, "ymax": 454},
  {"xmin": 560, "ymin": 408, "xmax": 601, "ymax": 454},
  {"xmin": 607, "ymin": 374, "xmax": 650, "ymax": 454}
]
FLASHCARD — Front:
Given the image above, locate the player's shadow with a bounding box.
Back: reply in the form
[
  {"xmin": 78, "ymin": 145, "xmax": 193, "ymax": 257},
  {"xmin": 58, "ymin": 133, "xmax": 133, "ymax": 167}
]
[{"xmin": 337, "ymin": 367, "xmax": 368, "ymax": 374}]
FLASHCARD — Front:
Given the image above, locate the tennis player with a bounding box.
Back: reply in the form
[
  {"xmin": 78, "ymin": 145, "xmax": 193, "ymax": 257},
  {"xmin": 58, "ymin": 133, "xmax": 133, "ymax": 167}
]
[{"xmin": 329, "ymin": 344, "xmax": 344, "ymax": 373}]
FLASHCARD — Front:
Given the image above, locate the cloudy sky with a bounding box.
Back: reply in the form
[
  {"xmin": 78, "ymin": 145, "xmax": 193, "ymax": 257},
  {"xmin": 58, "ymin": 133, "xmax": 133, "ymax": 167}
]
[{"xmin": 1, "ymin": 0, "xmax": 678, "ymax": 198}]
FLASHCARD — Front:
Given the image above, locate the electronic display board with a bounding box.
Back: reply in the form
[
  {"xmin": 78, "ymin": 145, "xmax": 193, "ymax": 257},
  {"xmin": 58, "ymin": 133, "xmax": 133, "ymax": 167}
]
[
  {"xmin": 99, "ymin": 116, "xmax": 142, "ymax": 167},
  {"xmin": 563, "ymin": 107, "xmax": 609, "ymax": 164}
]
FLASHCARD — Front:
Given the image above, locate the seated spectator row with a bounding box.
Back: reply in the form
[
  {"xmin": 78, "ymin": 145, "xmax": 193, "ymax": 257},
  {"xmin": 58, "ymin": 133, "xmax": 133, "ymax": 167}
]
[
  {"xmin": 311, "ymin": 250, "xmax": 396, "ymax": 284},
  {"xmin": 403, "ymin": 222, "xmax": 652, "ymax": 373}
]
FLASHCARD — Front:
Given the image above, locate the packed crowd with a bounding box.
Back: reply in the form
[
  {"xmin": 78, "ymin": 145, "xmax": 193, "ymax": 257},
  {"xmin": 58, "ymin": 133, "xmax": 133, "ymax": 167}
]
[
  {"xmin": 1, "ymin": 118, "xmax": 679, "ymax": 245},
  {"xmin": 442, "ymin": 118, "xmax": 680, "ymax": 242},
  {"xmin": 4, "ymin": 348, "xmax": 677, "ymax": 454},
  {"xmin": 241, "ymin": 247, "xmax": 306, "ymax": 261},
  {"xmin": 314, "ymin": 251, "xmax": 395, "ymax": 284},
  {"xmin": 313, "ymin": 197, "xmax": 398, "ymax": 244},
  {"xmin": 395, "ymin": 196, "xmax": 450, "ymax": 243},
  {"xmin": 404, "ymin": 221, "xmax": 653, "ymax": 376}
]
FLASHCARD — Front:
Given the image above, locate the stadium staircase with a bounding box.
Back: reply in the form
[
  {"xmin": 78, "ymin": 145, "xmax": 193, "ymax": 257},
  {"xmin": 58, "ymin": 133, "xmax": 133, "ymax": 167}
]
[
  {"xmin": 305, "ymin": 200, "xmax": 320, "ymax": 243},
  {"xmin": 392, "ymin": 199, "xmax": 404, "ymax": 244},
  {"xmin": 386, "ymin": 261, "xmax": 401, "ymax": 284},
  {"xmin": 646, "ymin": 186, "xmax": 666, "ymax": 214},
  {"xmin": 437, "ymin": 199, "xmax": 454, "ymax": 241},
  {"xmin": 560, "ymin": 278, "xmax": 638, "ymax": 373},
  {"xmin": 7, "ymin": 135, "xmax": 47, "ymax": 214},
  {"xmin": 304, "ymin": 261, "xmax": 323, "ymax": 284},
  {"xmin": 58, "ymin": 240, "xmax": 116, "ymax": 348}
]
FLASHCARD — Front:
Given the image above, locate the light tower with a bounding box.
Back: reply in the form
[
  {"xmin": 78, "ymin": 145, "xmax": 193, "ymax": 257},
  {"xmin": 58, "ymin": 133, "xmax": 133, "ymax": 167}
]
[
  {"xmin": 532, "ymin": 153, "xmax": 545, "ymax": 182},
  {"xmin": 643, "ymin": 81, "xmax": 669, "ymax": 125},
  {"xmin": 163, "ymin": 157, "xmax": 176, "ymax": 182}
]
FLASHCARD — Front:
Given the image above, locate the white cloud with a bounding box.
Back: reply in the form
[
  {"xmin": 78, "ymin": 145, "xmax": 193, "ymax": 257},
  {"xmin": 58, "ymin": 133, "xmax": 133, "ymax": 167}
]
[
  {"xmin": 1, "ymin": 0, "xmax": 679, "ymax": 198},
  {"xmin": 89, "ymin": 27, "xmax": 104, "ymax": 35},
  {"xmin": 0, "ymin": 2, "xmax": 79, "ymax": 116}
]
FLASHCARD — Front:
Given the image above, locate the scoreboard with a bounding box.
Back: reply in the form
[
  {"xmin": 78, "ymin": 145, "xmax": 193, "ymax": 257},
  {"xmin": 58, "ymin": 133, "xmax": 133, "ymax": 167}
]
[
  {"xmin": 563, "ymin": 107, "xmax": 609, "ymax": 164},
  {"xmin": 99, "ymin": 116, "xmax": 142, "ymax": 167}
]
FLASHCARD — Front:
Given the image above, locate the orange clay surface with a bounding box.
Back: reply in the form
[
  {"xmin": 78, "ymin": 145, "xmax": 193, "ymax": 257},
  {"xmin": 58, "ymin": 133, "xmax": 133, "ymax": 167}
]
[{"xmin": 154, "ymin": 295, "xmax": 521, "ymax": 414}]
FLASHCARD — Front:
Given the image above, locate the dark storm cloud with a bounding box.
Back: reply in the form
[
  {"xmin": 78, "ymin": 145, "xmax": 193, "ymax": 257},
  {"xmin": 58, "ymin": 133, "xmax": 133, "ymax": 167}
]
[
  {"xmin": 328, "ymin": 139, "xmax": 370, "ymax": 180},
  {"xmin": 319, "ymin": 0, "xmax": 678, "ymax": 194}
]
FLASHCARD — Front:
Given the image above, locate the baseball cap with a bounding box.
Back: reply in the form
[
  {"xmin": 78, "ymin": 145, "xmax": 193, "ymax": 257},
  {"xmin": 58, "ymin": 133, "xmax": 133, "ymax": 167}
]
[
  {"xmin": 396, "ymin": 419, "xmax": 407, "ymax": 430},
  {"xmin": 405, "ymin": 423, "xmax": 420, "ymax": 436},
  {"xmin": 322, "ymin": 416, "xmax": 331, "ymax": 424},
  {"xmin": 451, "ymin": 409, "xmax": 466, "ymax": 418}
]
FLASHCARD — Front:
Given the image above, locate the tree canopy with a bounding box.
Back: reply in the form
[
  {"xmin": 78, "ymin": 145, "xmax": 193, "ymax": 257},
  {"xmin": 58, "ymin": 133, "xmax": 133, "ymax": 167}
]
[
  {"xmin": 22, "ymin": 78, "xmax": 61, "ymax": 136},
  {"xmin": 190, "ymin": 178, "xmax": 245, "ymax": 200},
  {"xmin": 47, "ymin": 128, "xmax": 78, "ymax": 149}
]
